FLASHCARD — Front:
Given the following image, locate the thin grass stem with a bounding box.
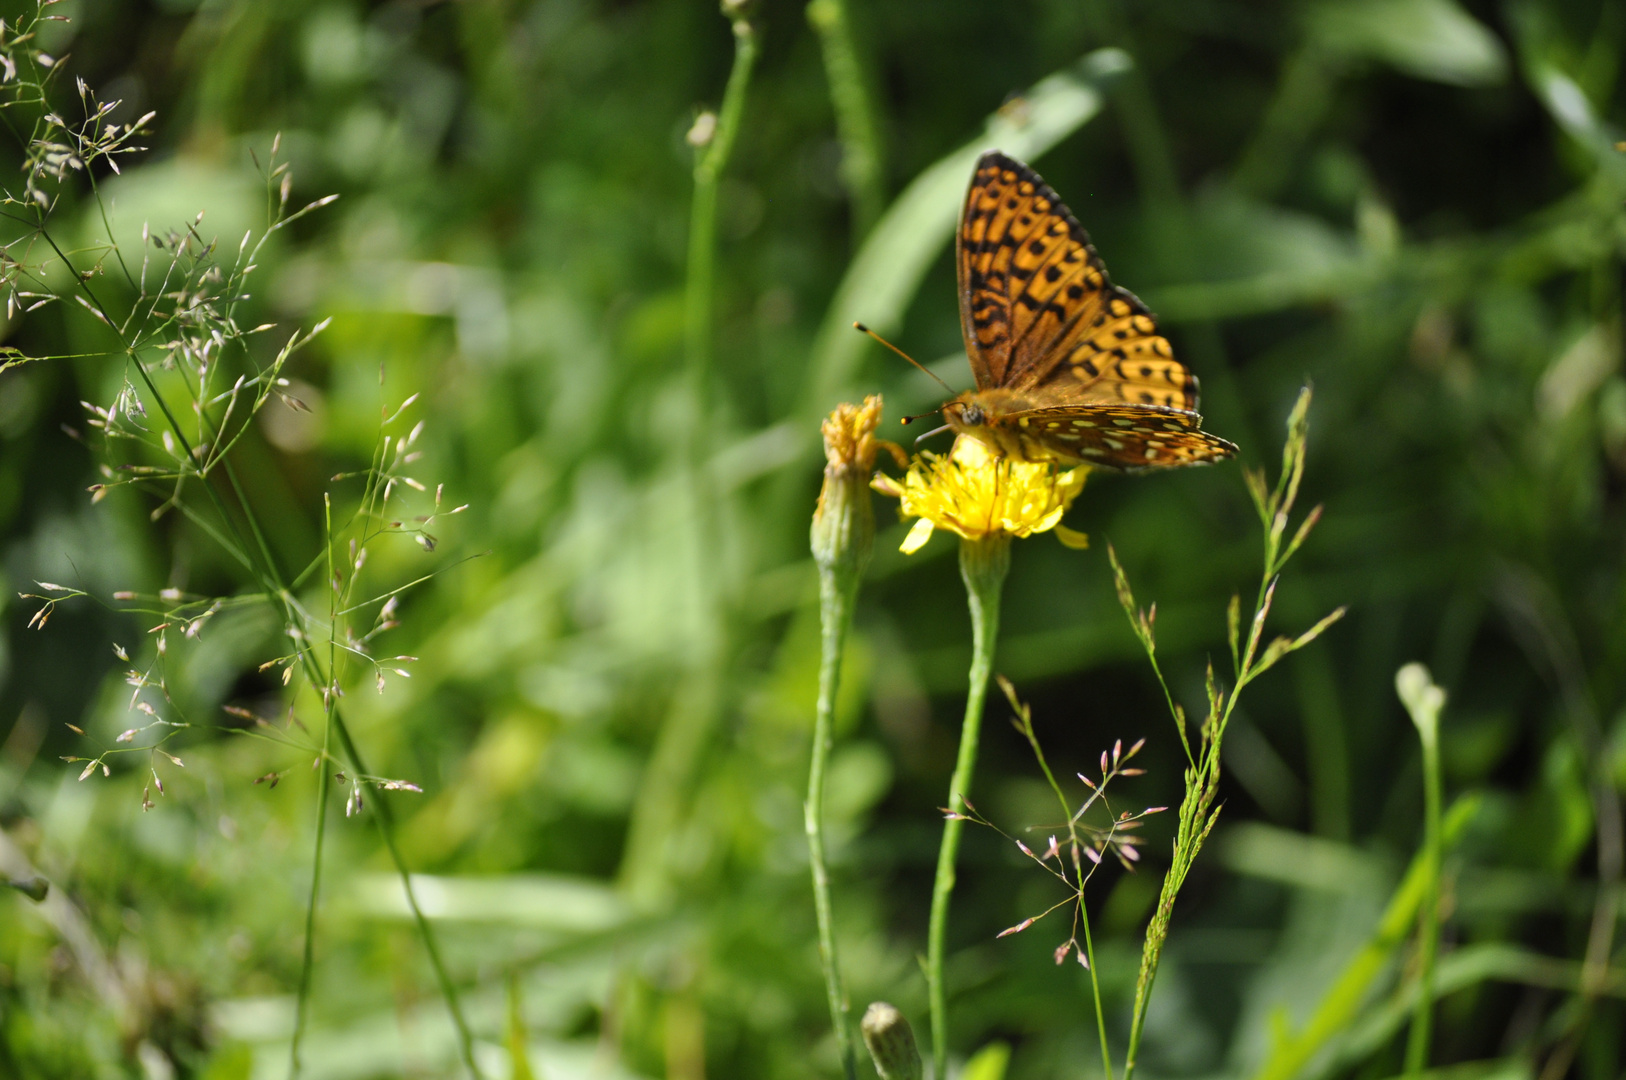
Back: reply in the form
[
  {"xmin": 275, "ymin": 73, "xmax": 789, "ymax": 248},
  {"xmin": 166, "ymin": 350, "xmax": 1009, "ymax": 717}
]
[
  {"xmin": 32, "ymin": 224, "xmax": 484, "ymax": 1079},
  {"xmin": 1015, "ymin": 714, "xmax": 1113, "ymax": 1080},
  {"xmin": 290, "ymin": 496, "xmax": 338, "ymax": 1076},
  {"xmin": 1123, "ymin": 389, "xmax": 1328, "ymax": 1080}
]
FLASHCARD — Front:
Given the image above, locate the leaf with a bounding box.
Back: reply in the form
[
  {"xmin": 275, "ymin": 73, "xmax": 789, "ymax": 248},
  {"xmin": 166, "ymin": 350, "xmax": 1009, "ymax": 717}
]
[
  {"xmin": 506, "ymin": 971, "xmax": 537, "ymax": 1080},
  {"xmin": 961, "ymin": 1041, "xmax": 1012, "ymax": 1080},
  {"xmin": 1307, "ymin": 0, "xmax": 1508, "ymax": 88}
]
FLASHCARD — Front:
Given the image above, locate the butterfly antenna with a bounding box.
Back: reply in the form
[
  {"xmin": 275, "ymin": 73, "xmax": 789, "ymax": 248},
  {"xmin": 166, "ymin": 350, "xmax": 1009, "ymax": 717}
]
[{"xmin": 854, "ymin": 322, "xmax": 957, "ymax": 397}]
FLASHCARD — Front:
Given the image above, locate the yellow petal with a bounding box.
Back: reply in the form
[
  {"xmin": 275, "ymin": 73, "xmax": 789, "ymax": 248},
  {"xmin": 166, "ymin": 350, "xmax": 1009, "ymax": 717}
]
[
  {"xmin": 900, "ymin": 517, "xmax": 936, "ymax": 554},
  {"xmin": 1053, "ymin": 524, "xmax": 1090, "ymax": 549},
  {"xmin": 870, "ymin": 472, "xmax": 904, "ymax": 498}
]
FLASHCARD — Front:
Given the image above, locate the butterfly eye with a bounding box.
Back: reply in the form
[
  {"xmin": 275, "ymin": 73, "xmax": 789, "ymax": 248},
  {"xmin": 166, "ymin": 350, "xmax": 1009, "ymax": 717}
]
[{"xmin": 962, "ymin": 403, "xmax": 984, "ymax": 426}]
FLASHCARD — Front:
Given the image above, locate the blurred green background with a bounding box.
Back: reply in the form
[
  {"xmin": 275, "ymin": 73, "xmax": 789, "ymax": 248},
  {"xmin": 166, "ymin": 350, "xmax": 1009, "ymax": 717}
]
[{"xmin": 1, "ymin": 0, "xmax": 1624, "ymax": 1077}]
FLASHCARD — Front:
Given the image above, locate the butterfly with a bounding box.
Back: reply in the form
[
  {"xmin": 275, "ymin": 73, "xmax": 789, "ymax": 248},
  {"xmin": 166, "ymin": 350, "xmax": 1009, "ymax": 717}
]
[{"xmin": 942, "ymin": 151, "xmax": 1238, "ymax": 470}]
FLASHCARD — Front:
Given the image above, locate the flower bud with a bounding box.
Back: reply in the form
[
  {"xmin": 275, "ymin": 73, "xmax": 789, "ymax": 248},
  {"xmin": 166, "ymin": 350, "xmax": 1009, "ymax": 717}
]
[
  {"xmin": 861, "ymin": 1001, "xmax": 923, "ymax": 1080},
  {"xmin": 1396, "ymin": 662, "xmax": 1446, "ymax": 744},
  {"xmin": 811, "ymin": 396, "xmax": 884, "ymax": 587}
]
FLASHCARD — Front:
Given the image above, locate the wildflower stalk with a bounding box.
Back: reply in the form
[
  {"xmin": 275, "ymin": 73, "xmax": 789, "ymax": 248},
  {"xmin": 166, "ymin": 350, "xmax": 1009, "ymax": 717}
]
[
  {"xmin": 806, "ymin": 0, "xmax": 885, "ymax": 237},
  {"xmin": 809, "ymin": 571, "xmax": 859, "ymax": 1080},
  {"xmin": 1396, "ymin": 664, "xmax": 1446, "ymax": 1079},
  {"xmin": 620, "ymin": 0, "xmax": 761, "ymax": 903},
  {"xmin": 685, "ymin": 2, "xmax": 759, "ymax": 421},
  {"xmin": 927, "ymin": 533, "xmax": 1010, "ymax": 1080},
  {"xmin": 871, "ymin": 434, "xmax": 1084, "ymax": 1076},
  {"xmin": 808, "ymin": 398, "xmax": 884, "ymax": 1080}
]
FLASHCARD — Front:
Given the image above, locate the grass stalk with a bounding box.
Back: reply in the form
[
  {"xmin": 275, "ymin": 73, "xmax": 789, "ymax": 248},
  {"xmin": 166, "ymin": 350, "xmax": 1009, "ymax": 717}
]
[
  {"xmin": 806, "ymin": 0, "xmax": 885, "ymax": 238},
  {"xmin": 1010, "ymin": 688, "xmax": 1113, "ymax": 1080},
  {"xmin": 809, "ymin": 570, "xmax": 858, "ymax": 1080},
  {"xmin": 1120, "ymin": 389, "xmax": 1342, "ymax": 1080},
  {"xmin": 34, "ymin": 225, "xmax": 484, "ymax": 1079},
  {"xmin": 289, "ymin": 496, "xmax": 339, "ymax": 1076},
  {"xmin": 927, "ymin": 533, "xmax": 1009, "ymax": 1079}
]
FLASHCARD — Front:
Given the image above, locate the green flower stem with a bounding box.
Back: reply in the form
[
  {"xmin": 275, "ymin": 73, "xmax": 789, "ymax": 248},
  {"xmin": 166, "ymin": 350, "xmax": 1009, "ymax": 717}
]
[
  {"xmin": 1405, "ymin": 702, "xmax": 1443, "ymax": 1077},
  {"xmin": 685, "ymin": 9, "xmax": 759, "ymax": 421},
  {"xmin": 927, "ymin": 533, "xmax": 1010, "ymax": 1079},
  {"xmin": 621, "ymin": 4, "xmax": 760, "ymax": 905},
  {"xmin": 809, "ymin": 569, "xmax": 859, "ymax": 1080},
  {"xmin": 806, "ymin": 0, "xmax": 885, "ymax": 238}
]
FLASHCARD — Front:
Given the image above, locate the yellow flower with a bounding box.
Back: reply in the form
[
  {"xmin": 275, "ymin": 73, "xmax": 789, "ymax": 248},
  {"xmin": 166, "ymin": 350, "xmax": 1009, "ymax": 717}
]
[{"xmin": 872, "ymin": 435, "xmax": 1091, "ymax": 554}]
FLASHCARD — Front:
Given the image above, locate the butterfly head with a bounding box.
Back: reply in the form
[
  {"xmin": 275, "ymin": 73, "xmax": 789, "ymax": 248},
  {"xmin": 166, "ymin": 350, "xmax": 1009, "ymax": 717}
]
[
  {"xmin": 943, "ymin": 389, "xmax": 1035, "ymax": 461},
  {"xmin": 945, "ymin": 389, "xmax": 1025, "ymax": 435}
]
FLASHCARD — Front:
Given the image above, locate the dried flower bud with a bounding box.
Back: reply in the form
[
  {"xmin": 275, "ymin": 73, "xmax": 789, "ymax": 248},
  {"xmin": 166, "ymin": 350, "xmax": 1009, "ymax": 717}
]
[
  {"xmin": 860, "ymin": 1001, "xmax": 923, "ymax": 1080},
  {"xmin": 811, "ymin": 396, "xmax": 885, "ymax": 587}
]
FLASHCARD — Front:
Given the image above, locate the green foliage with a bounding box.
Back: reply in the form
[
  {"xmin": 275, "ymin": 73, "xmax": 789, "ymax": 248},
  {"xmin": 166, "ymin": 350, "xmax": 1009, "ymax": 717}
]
[{"xmin": 1, "ymin": 0, "xmax": 1624, "ymax": 1078}]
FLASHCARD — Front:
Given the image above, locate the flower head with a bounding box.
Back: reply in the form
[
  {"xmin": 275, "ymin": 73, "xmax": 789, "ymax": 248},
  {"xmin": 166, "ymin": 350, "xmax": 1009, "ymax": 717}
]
[
  {"xmin": 819, "ymin": 395, "xmax": 887, "ymax": 480},
  {"xmin": 813, "ymin": 395, "xmax": 900, "ymax": 582},
  {"xmin": 872, "ymin": 435, "xmax": 1090, "ymax": 554}
]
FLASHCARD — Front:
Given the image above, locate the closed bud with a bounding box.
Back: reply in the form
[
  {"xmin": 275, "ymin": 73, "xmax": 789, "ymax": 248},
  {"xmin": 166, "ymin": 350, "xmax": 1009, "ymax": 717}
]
[
  {"xmin": 861, "ymin": 1001, "xmax": 923, "ymax": 1080},
  {"xmin": 811, "ymin": 396, "xmax": 885, "ymax": 589}
]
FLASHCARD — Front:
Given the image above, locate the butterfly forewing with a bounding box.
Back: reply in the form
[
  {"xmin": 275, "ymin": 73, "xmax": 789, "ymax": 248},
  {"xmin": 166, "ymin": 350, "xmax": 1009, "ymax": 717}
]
[
  {"xmin": 957, "ymin": 156, "xmax": 1109, "ymax": 389},
  {"xmin": 953, "ymin": 151, "xmax": 1229, "ymax": 468}
]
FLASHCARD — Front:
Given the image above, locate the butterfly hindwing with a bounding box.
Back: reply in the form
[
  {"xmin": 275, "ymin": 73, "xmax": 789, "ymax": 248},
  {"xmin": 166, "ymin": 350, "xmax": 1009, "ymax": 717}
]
[{"xmin": 1015, "ymin": 404, "xmax": 1239, "ymax": 471}]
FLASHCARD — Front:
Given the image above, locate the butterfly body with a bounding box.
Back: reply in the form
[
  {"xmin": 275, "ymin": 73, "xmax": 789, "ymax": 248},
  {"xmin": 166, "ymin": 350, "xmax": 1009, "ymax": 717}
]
[{"xmin": 945, "ymin": 151, "xmax": 1238, "ymax": 471}]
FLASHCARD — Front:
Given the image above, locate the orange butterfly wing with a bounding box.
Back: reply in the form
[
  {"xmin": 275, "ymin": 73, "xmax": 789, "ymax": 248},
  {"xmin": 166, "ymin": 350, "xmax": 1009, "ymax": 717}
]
[{"xmin": 954, "ymin": 152, "xmax": 1233, "ymax": 469}]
